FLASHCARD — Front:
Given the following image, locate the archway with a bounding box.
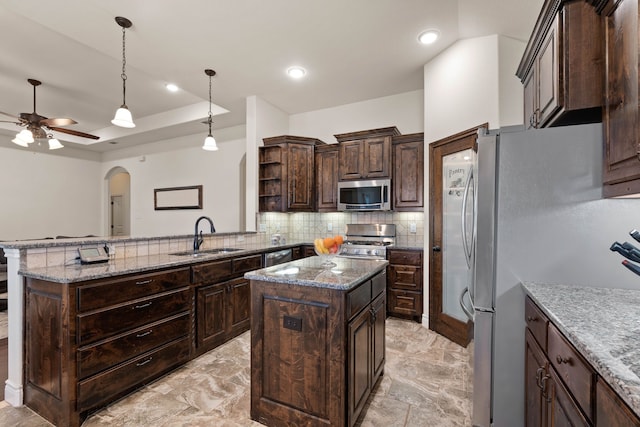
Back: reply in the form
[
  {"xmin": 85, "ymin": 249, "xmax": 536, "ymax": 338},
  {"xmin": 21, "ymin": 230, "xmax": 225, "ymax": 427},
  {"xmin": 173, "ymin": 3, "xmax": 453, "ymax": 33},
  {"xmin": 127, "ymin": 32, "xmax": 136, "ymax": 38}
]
[{"xmin": 105, "ymin": 167, "xmax": 131, "ymax": 236}]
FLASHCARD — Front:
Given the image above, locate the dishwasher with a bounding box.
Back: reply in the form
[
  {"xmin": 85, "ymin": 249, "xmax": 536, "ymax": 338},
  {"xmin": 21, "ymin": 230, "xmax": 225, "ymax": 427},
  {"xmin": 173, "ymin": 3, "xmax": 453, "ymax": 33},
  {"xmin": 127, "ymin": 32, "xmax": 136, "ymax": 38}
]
[{"xmin": 263, "ymin": 248, "xmax": 293, "ymax": 267}]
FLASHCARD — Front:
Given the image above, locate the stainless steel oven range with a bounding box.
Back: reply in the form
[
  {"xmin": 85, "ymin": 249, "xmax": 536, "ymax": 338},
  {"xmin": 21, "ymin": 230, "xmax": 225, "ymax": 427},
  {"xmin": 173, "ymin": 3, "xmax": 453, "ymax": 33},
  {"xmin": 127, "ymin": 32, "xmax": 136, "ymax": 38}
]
[{"xmin": 339, "ymin": 223, "xmax": 396, "ymax": 260}]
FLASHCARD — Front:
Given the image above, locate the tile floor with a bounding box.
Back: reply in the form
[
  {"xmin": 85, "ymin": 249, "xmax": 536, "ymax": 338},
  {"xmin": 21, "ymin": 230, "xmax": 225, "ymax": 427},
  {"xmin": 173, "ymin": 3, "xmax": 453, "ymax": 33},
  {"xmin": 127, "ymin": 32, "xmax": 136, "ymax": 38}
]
[{"xmin": 0, "ymin": 318, "xmax": 472, "ymax": 426}]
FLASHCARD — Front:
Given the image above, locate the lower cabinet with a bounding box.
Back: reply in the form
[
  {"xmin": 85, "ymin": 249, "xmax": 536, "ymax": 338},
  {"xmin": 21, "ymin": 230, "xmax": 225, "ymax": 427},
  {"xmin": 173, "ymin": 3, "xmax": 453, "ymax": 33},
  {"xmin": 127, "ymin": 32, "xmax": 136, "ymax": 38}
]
[
  {"xmin": 525, "ymin": 296, "xmax": 640, "ymax": 426},
  {"xmin": 387, "ymin": 248, "xmax": 423, "ymax": 322},
  {"xmin": 24, "ymin": 267, "xmax": 192, "ymax": 427},
  {"xmin": 193, "ymin": 254, "xmax": 260, "ymax": 355},
  {"xmin": 251, "ymin": 269, "xmax": 386, "ymax": 427}
]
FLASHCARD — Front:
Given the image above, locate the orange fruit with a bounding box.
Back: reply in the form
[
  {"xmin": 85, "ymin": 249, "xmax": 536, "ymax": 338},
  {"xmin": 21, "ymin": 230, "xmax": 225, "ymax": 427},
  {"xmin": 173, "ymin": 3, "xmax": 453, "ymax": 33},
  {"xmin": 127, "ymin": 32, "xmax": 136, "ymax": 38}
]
[
  {"xmin": 334, "ymin": 235, "xmax": 344, "ymax": 245},
  {"xmin": 323, "ymin": 237, "xmax": 335, "ymax": 248}
]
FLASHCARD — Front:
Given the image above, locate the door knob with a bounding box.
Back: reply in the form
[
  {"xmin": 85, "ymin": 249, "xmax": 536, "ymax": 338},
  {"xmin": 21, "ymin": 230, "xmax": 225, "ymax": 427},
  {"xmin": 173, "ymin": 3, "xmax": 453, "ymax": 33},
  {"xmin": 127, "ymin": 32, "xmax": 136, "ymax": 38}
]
[{"xmin": 432, "ymin": 245, "xmax": 441, "ymax": 252}]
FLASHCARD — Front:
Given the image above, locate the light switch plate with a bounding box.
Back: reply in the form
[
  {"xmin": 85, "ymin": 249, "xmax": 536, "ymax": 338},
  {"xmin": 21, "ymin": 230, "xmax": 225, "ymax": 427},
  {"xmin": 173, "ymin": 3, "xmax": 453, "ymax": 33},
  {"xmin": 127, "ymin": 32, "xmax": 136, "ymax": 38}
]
[
  {"xmin": 327, "ymin": 223, "xmax": 333, "ymax": 232},
  {"xmin": 409, "ymin": 223, "xmax": 417, "ymax": 233}
]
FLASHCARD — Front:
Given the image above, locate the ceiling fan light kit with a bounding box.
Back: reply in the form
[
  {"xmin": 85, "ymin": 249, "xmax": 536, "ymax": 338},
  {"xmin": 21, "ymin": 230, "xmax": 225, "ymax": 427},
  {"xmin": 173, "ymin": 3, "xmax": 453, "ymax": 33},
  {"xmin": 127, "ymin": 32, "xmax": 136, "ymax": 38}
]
[
  {"xmin": 202, "ymin": 68, "xmax": 218, "ymax": 151},
  {"xmin": 111, "ymin": 16, "xmax": 136, "ymax": 129}
]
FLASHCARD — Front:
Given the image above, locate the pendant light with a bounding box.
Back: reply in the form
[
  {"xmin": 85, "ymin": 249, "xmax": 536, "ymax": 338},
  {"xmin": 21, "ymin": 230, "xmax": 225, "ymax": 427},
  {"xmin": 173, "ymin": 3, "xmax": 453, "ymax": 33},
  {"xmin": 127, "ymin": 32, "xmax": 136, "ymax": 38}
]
[
  {"xmin": 202, "ymin": 69, "xmax": 218, "ymax": 151},
  {"xmin": 111, "ymin": 16, "xmax": 135, "ymax": 128}
]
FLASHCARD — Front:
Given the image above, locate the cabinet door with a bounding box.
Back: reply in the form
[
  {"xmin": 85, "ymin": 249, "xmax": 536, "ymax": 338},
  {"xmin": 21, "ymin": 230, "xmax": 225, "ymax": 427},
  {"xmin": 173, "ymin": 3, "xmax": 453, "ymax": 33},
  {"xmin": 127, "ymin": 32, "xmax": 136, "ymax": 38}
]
[
  {"xmin": 371, "ymin": 294, "xmax": 386, "ymax": 383},
  {"xmin": 348, "ymin": 306, "xmax": 371, "ymax": 426},
  {"xmin": 287, "ymin": 143, "xmax": 315, "ymax": 211},
  {"xmin": 196, "ymin": 282, "xmax": 227, "ymax": 351},
  {"xmin": 393, "ymin": 140, "xmax": 424, "ymax": 210},
  {"xmin": 525, "ymin": 330, "xmax": 547, "ymax": 427},
  {"xmin": 546, "ymin": 367, "xmax": 590, "ymax": 427},
  {"xmin": 596, "ymin": 378, "xmax": 640, "ymax": 427},
  {"xmin": 227, "ymin": 277, "xmax": 251, "ymax": 339},
  {"xmin": 603, "ymin": 0, "xmax": 640, "ymax": 190},
  {"xmin": 537, "ymin": 14, "xmax": 560, "ymax": 127},
  {"xmin": 315, "ymin": 147, "xmax": 339, "ymax": 211},
  {"xmin": 340, "ymin": 141, "xmax": 365, "ymax": 180},
  {"xmin": 523, "ymin": 68, "xmax": 537, "ymax": 129},
  {"xmin": 363, "ymin": 137, "xmax": 391, "ymax": 178}
]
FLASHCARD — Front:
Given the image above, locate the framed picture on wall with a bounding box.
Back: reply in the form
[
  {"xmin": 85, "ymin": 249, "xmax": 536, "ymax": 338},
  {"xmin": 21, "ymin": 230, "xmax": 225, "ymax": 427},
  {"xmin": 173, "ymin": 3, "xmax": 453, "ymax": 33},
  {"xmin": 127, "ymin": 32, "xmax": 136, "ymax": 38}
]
[{"xmin": 154, "ymin": 185, "xmax": 203, "ymax": 210}]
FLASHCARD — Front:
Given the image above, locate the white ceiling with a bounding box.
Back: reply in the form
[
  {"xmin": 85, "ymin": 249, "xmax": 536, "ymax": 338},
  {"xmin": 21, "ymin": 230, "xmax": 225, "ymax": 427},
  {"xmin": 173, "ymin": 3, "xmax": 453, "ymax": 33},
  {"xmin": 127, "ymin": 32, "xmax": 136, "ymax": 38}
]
[{"xmin": 0, "ymin": 0, "xmax": 543, "ymax": 154}]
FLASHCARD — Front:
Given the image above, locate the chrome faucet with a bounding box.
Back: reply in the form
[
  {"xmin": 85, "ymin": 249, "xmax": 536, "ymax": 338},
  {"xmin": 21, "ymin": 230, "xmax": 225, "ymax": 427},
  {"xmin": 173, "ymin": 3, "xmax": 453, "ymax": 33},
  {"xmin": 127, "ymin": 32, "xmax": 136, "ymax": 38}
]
[{"xmin": 194, "ymin": 216, "xmax": 215, "ymax": 252}]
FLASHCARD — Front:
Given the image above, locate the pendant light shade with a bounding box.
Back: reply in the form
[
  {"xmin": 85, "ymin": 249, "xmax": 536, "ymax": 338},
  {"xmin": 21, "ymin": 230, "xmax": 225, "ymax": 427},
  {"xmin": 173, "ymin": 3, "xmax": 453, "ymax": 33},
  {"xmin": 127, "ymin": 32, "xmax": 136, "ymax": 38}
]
[
  {"xmin": 47, "ymin": 137, "xmax": 64, "ymax": 150},
  {"xmin": 11, "ymin": 136, "xmax": 30, "ymax": 147},
  {"xmin": 202, "ymin": 69, "xmax": 218, "ymax": 151},
  {"xmin": 112, "ymin": 16, "xmax": 135, "ymax": 128}
]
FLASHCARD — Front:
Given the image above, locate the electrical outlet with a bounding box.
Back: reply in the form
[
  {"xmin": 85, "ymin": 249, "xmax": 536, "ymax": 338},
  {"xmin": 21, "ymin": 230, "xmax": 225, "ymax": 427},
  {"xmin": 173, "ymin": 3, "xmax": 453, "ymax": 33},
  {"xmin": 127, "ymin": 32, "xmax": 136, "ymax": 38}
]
[
  {"xmin": 236, "ymin": 235, "xmax": 245, "ymax": 242},
  {"xmin": 259, "ymin": 223, "xmax": 266, "ymax": 232},
  {"xmin": 409, "ymin": 223, "xmax": 417, "ymax": 233},
  {"xmin": 327, "ymin": 223, "xmax": 333, "ymax": 232}
]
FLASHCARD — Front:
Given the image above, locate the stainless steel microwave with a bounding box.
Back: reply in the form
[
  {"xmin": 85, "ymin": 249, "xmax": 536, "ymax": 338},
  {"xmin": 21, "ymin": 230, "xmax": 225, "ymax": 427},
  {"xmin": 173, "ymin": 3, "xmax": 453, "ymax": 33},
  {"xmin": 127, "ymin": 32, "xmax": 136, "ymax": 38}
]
[{"xmin": 337, "ymin": 179, "xmax": 391, "ymax": 211}]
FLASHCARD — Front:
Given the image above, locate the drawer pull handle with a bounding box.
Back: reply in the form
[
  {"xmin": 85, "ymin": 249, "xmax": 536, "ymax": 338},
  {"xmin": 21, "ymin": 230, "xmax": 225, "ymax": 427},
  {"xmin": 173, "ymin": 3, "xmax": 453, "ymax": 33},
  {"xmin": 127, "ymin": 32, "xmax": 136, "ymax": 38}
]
[
  {"xmin": 135, "ymin": 279, "xmax": 153, "ymax": 286},
  {"xmin": 134, "ymin": 302, "xmax": 153, "ymax": 310},
  {"xmin": 136, "ymin": 357, "xmax": 153, "ymax": 367},
  {"xmin": 556, "ymin": 355, "xmax": 572, "ymax": 365},
  {"xmin": 136, "ymin": 330, "xmax": 153, "ymax": 338},
  {"xmin": 526, "ymin": 316, "xmax": 537, "ymax": 322}
]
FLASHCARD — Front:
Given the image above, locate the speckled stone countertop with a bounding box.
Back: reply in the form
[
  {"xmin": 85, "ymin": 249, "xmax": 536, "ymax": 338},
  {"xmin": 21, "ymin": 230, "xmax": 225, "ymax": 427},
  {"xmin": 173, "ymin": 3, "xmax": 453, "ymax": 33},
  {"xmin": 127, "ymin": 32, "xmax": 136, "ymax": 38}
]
[
  {"xmin": 245, "ymin": 256, "xmax": 388, "ymax": 291},
  {"xmin": 18, "ymin": 242, "xmax": 307, "ymax": 284},
  {"xmin": 522, "ymin": 282, "xmax": 640, "ymax": 417}
]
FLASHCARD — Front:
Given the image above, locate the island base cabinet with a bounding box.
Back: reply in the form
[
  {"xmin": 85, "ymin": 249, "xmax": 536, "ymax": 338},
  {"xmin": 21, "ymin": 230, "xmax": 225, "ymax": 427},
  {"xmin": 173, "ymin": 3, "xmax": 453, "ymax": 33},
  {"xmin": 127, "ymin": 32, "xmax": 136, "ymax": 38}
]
[{"xmin": 251, "ymin": 270, "xmax": 386, "ymax": 427}]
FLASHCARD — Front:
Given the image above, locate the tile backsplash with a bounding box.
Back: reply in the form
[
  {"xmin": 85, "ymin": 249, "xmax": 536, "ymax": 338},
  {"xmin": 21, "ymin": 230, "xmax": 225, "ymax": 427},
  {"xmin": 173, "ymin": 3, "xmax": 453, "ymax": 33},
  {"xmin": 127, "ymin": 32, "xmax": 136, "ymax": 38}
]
[{"xmin": 257, "ymin": 211, "xmax": 425, "ymax": 247}]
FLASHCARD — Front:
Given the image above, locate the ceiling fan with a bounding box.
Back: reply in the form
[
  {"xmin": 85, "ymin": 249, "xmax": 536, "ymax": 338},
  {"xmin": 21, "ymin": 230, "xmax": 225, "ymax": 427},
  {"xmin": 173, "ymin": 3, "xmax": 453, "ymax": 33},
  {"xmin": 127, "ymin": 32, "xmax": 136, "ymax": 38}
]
[{"xmin": 0, "ymin": 78, "xmax": 99, "ymax": 149}]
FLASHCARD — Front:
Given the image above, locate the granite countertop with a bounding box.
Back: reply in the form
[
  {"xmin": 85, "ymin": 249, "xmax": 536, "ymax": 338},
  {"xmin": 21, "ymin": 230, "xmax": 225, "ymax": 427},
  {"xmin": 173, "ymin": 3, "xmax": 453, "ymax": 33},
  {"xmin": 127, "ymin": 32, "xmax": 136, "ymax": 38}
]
[
  {"xmin": 244, "ymin": 256, "xmax": 388, "ymax": 291},
  {"xmin": 18, "ymin": 242, "xmax": 308, "ymax": 284},
  {"xmin": 522, "ymin": 282, "xmax": 640, "ymax": 417}
]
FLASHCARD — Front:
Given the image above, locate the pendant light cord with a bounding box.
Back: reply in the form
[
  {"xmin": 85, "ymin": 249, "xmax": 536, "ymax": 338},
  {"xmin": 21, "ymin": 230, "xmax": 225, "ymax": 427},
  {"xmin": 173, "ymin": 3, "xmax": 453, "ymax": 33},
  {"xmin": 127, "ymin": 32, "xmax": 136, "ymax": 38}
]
[
  {"xmin": 207, "ymin": 74, "xmax": 213, "ymax": 134},
  {"xmin": 121, "ymin": 25, "xmax": 128, "ymax": 106}
]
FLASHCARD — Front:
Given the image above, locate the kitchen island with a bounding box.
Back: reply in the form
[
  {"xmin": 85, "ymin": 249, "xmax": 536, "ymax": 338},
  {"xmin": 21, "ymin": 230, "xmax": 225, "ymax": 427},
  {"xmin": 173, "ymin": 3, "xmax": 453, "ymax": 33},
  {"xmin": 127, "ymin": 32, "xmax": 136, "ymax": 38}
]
[{"xmin": 246, "ymin": 256, "xmax": 388, "ymax": 427}]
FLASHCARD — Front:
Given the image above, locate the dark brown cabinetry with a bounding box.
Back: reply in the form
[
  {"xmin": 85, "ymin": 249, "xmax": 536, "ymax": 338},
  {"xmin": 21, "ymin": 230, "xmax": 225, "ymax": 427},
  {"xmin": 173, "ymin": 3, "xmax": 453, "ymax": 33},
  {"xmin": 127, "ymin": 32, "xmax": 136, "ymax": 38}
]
[
  {"xmin": 24, "ymin": 267, "xmax": 192, "ymax": 427},
  {"xmin": 315, "ymin": 144, "xmax": 340, "ymax": 211},
  {"xmin": 259, "ymin": 135, "xmax": 325, "ymax": 212},
  {"xmin": 192, "ymin": 253, "xmax": 261, "ymax": 355},
  {"xmin": 392, "ymin": 133, "xmax": 424, "ymax": 211},
  {"xmin": 335, "ymin": 127, "xmax": 399, "ymax": 181},
  {"xmin": 387, "ymin": 248, "xmax": 423, "ymax": 322},
  {"xmin": 525, "ymin": 296, "xmax": 640, "ymax": 426},
  {"xmin": 250, "ymin": 269, "xmax": 386, "ymax": 427},
  {"xmin": 516, "ymin": 0, "xmax": 603, "ymax": 129},
  {"xmin": 597, "ymin": 0, "xmax": 640, "ymax": 197}
]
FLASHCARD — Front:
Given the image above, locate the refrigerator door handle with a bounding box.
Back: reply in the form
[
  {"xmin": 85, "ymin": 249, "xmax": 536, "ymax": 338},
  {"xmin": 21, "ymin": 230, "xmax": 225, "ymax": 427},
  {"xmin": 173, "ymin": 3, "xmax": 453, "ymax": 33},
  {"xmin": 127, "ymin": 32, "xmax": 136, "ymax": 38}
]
[
  {"xmin": 459, "ymin": 287, "xmax": 474, "ymax": 321},
  {"xmin": 461, "ymin": 165, "xmax": 474, "ymax": 269}
]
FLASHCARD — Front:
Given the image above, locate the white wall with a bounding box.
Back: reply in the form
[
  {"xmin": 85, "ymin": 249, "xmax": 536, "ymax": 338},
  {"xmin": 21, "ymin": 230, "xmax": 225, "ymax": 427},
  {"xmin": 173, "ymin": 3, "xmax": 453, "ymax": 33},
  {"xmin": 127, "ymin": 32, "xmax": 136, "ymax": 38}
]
[
  {"xmin": 498, "ymin": 36, "xmax": 527, "ymax": 127},
  {"xmin": 0, "ymin": 145, "xmax": 102, "ymax": 240},
  {"xmin": 101, "ymin": 131, "xmax": 246, "ymax": 236},
  {"xmin": 290, "ymin": 90, "xmax": 424, "ymax": 143}
]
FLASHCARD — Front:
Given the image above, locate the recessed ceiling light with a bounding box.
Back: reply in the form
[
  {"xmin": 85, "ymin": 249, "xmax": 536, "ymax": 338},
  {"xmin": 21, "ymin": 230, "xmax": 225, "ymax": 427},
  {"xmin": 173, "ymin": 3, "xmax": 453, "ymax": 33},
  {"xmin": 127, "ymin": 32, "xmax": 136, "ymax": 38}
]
[
  {"xmin": 418, "ymin": 29, "xmax": 440, "ymax": 45},
  {"xmin": 165, "ymin": 83, "xmax": 179, "ymax": 92},
  {"xmin": 287, "ymin": 66, "xmax": 306, "ymax": 79}
]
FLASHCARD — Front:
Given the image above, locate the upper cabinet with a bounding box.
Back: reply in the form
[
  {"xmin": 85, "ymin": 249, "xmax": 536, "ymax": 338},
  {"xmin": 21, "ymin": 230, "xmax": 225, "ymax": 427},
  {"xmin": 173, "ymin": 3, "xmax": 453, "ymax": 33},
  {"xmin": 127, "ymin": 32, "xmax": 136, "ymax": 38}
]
[
  {"xmin": 392, "ymin": 133, "xmax": 424, "ymax": 211},
  {"xmin": 516, "ymin": 0, "xmax": 603, "ymax": 129},
  {"xmin": 315, "ymin": 144, "xmax": 340, "ymax": 212},
  {"xmin": 259, "ymin": 135, "xmax": 325, "ymax": 212},
  {"xmin": 595, "ymin": 0, "xmax": 640, "ymax": 197},
  {"xmin": 335, "ymin": 127, "xmax": 400, "ymax": 181}
]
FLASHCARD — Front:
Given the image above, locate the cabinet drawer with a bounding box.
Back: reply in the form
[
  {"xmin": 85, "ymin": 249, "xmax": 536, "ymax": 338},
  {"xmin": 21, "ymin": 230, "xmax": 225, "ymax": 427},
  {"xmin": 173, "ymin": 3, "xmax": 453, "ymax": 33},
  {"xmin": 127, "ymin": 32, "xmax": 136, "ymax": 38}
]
[
  {"xmin": 77, "ymin": 312, "xmax": 190, "ymax": 379},
  {"xmin": 77, "ymin": 287, "xmax": 191, "ymax": 345},
  {"xmin": 525, "ymin": 297, "xmax": 549, "ymax": 351},
  {"xmin": 192, "ymin": 259, "xmax": 233, "ymax": 283},
  {"xmin": 388, "ymin": 289, "xmax": 422, "ymax": 316},
  {"xmin": 548, "ymin": 323, "xmax": 595, "ymax": 422},
  {"xmin": 371, "ymin": 271, "xmax": 386, "ymax": 298},
  {"xmin": 348, "ymin": 281, "xmax": 371, "ymax": 321},
  {"xmin": 232, "ymin": 254, "xmax": 262, "ymax": 274},
  {"xmin": 77, "ymin": 268, "xmax": 190, "ymax": 312},
  {"xmin": 388, "ymin": 250, "xmax": 422, "ymax": 265},
  {"xmin": 77, "ymin": 337, "xmax": 190, "ymax": 412},
  {"xmin": 389, "ymin": 265, "xmax": 422, "ymax": 291}
]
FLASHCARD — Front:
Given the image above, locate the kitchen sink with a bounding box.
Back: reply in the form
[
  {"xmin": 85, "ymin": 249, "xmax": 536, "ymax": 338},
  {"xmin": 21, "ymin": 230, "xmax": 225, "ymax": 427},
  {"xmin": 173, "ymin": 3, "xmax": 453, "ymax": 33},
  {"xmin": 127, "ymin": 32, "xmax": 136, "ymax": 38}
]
[{"xmin": 169, "ymin": 248, "xmax": 243, "ymax": 257}]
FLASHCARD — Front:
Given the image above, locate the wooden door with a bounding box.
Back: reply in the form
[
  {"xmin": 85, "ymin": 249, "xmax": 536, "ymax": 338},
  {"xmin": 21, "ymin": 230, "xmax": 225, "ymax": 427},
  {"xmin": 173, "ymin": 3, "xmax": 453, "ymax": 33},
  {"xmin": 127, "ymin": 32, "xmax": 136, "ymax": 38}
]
[
  {"xmin": 537, "ymin": 14, "xmax": 560, "ymax": 127},
  {"xmin": 287, "ymin": 143, "xmax": 314, "ymax": 211},
  {"xmin": 227, "ymin": 277, "xmax": 250, "ymax": 338},
  {"xmin": 525, "ymin": 330, "xmax": 547, "ymax": 427},
  {"xmin": 371, "ymin": 293, "xmax": 386, "ymax": 382},
  {"xmin": 339, "ymin": 141, "xmax": 365, "ymax": 180},
  {"xmin": 196, "ymin": 283, "xmax": 227, "ymax": 351},
  {"xmin": 546, "ymin": 367, "xmax": 590, "ymax": 427},
  {"xmin": 348, "ymin": 306, "xmax": 371, "ymax": 426},
  {"xmin": 523, "ymin": 67, "xmax": 537, "ymax": 129},
  {"xmin": 110, "ymin": 195, "xmax": 126, "ymax": 236},
  {"xmin": 429, "ymin": 125, "xmax": 485, "ymax": 347},
  {"xmin": 393, "ymin": 136, "xmax": 424, "ymax": 211}
]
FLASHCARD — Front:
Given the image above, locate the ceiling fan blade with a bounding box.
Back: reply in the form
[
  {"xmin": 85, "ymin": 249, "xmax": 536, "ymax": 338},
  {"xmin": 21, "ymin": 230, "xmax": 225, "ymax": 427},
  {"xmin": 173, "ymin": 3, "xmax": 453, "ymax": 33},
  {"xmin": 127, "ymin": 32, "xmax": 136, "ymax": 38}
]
[
  {"xmin": 40, "ymin": 118, "xmax": 77, "ymax": 126},
  {"xmin": 48, "ymin": 126, "xmax": 100, "ymax": 140},
  {"xmin": 0, "ymin": 111, "xmax": 20, "ymax": 120}
]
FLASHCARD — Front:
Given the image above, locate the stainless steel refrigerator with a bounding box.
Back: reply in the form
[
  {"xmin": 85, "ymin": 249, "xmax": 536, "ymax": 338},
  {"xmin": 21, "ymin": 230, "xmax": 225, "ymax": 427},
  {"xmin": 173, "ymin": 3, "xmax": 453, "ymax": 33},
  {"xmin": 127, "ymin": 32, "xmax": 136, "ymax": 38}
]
[{"xmin": 458, "ymin": 122, "xmax": 638, "ymax": 426}]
